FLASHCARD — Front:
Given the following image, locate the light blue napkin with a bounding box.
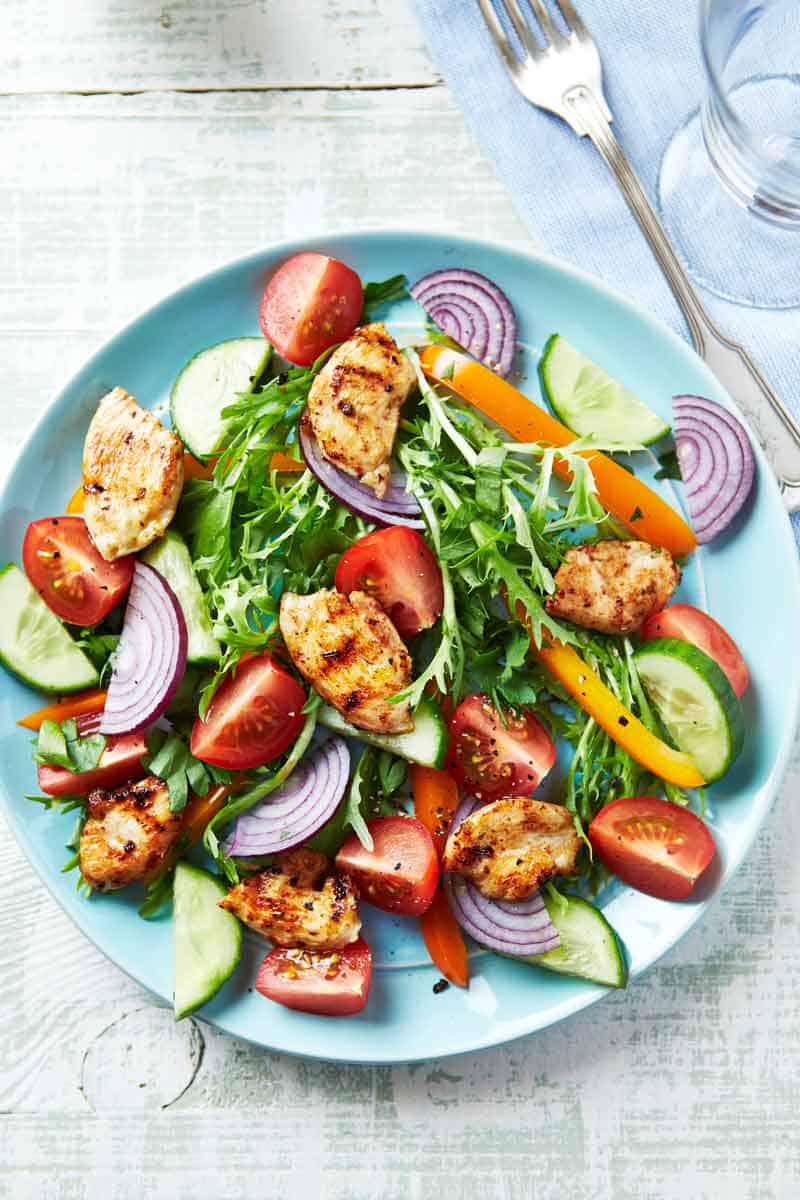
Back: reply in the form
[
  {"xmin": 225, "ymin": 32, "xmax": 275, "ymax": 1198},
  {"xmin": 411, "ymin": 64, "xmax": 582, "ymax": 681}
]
[{"xmin": 413, "ymin": 0, "xmax": 800, "ymax": 539}]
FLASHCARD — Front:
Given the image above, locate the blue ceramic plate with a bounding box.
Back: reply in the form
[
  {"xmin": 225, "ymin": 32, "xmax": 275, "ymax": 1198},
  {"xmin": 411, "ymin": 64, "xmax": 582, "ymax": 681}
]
[{"xmin": 1, "ymin": 231, "xmax": 798, "ymax": 1064}]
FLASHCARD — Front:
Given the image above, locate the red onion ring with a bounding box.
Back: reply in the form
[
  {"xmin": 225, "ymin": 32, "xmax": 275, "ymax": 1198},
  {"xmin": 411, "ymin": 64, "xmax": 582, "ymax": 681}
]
[
  {"xmin": 299, "ymin": 418, "xmax": 425, "ymax": 530},
  {"xmin": 99, "ymin": 563, "xmax": 187, "ymax": 735},
  {"xmin": 444, "ymin": 875, "xmax": 560, "ymax": 956},
  {"xmin": 411, "ymin": 267, "xmax": 517, "ymax": 377},
  {"xmin": 225, "ymin": 737, "xmax": 350, "ymax": 857},
  {"xmin": 673, "ymin": 394, "xmax": 755, "ymax": 543},
  {"xmin": 443, "ymin": 794, "xmax": 560, "ymax": 953}
]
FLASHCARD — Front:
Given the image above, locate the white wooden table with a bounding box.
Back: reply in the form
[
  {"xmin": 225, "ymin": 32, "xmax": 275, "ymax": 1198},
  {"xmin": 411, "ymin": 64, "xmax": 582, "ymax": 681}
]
[{"xmin": 2, "ymin": 5, "xmax": 799, "ymax": 1197}]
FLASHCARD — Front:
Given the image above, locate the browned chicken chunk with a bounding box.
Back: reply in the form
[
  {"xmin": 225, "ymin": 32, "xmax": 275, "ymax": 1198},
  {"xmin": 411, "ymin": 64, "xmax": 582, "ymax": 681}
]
[
  {"xmin": 305, "ymin": 322, "xmax": 415, "ymax": 497},
  {"xmin": 79, "ymin": 776, "xmax": 183, "ymax": 892},
  {"xmin": 443, "ymin": 797, "xmax": 581, "ymax": 902},
  {"xmin": 545, "ymin": 540, "xmax": 680, "ymax": 635},
  {"xmin": 219, "ymin": 849, "xmax": 361, "ymax": 951},
  {"xmin": 279, "ymin": 588, "xmax": 413, "ymax": 734},
  {"xmin": 82, "ymin": 386, "xmax": 184, "ymax": 560}
]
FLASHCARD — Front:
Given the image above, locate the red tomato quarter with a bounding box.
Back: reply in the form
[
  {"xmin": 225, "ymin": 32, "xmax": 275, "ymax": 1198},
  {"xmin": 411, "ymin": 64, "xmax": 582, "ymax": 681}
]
[
  {"xmin": 22, "ymin": 516, "xmax": 134, "ymax": 626},
  {"xmin": 447, "ymin": 694, "xmax": 556, "ymax": 800},
  {"xmin": 38, "ymin": 729, "xmax": 148, "ymax": 797},
  {"xmin": 190, "ymin": 653, "xmax": 306, "ymax": 770},
  {"xmin": 334, "ymin": 527, "xmax": 444, "ymax": 639},
  {"xmin": 640, "ymin": 604, "xmax": 749, "ymax": 698},
  {"xmin": 335, "ymin": 816, "xmax": 439, "ymax": 916},
  {"xmin": 589, "ymin": 796, "xmax": 716, "ymax": 901},
  {"xmin": 255, "ymin": 938, "xmax": 373, "ymax": 1016},
  {"xmin": 259, "ymin": 252, "xmax": 363, "ymax": 366}
]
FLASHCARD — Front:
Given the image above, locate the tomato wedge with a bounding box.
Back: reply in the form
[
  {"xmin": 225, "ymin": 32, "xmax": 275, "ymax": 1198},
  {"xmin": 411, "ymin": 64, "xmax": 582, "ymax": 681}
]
[
  {"xmin": 334, "ymin": 527, "xmax": 444, "ymax": 639},
  {"xmin": 22, "ymin": 516, "xmax": 134, "ymax": 626},
  {"xmin": 335, "ymin": 816, "xmax": 439, "ymax": 916},
  {"xmin": 447, "ymin": 694, "xmax": 556, "ymax": 800},
  {"xmin": 38, "ymin": 730, "xmax": 148, "ymax": 797},
  {"xmin": 640, "ymin": 604, "xmax": 749, "ymax": 698},
  {"xmin": 589, "ymin": 796, "xmax": 716, "ymax": 901},
  {"xmin": 190, "ymin": 653, "xmax": 306, "ymax": 770},
  {"xmin": 255, "ymin": 938, "xmax": 373, "ymax": 1016},
  {"xmin": 259, "ymin": 252, "xmax": 363, "ymax": 366}
]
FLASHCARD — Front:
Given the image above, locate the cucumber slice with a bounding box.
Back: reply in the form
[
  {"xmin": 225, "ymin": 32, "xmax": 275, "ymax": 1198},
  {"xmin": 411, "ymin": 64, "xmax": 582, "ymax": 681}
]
[
  {"xmin": 634, "ymin": 637, "xmax": 744, "ymax": 782},
  {"xmin": 141, "ymin": 530, "xmax": 220, "ymax": 664},
  {"xmin": 170, "ymin": 337, "xmax": 272, "ymax": 460},
  {"xmin": 318, "ymin": 695, "xmax": 448, "ymax": 768},
  {"xmin": 524, "ymin": 892, "xmax": 628, "ymax": 988},
  {"xmin": 540, "ymin": 334, "xmax": 670, "ymax": 446},
  {"xmin": 173, "ymin": 861, "xmax": 242, "ymax": 1020},
  {"xmin": 0, "ymin": 564, "xmax": 99, "ymax": 693}
]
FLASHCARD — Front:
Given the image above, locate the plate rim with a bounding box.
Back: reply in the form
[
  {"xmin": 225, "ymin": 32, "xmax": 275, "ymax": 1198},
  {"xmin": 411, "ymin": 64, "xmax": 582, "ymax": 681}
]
[{"xmin": 2, "ymin": 226, "xmax": 799, "ymax": 1064}]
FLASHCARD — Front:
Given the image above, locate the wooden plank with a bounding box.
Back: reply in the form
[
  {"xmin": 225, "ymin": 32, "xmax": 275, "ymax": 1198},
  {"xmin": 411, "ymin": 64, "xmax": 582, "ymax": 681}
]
[
  {"xmin": 0, "ymin": 0, "xmax": 438, "ymax": 94},
  {"xmin": 0, "ymin": 90, "xmax": 525, "ymax": 348}
]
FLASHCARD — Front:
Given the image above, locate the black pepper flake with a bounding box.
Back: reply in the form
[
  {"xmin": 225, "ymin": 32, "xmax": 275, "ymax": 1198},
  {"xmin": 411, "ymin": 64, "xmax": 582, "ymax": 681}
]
[
  {"xmin": 394, "ymin": 862, "xmax": 402, "ymax": 871},
  {"xmin": 618, "ymin": 716, "xmax": 629, "ymax": 727},
  {"xmin": 433, "ymin": 978, "xmax": 449, "ymax": 995}
]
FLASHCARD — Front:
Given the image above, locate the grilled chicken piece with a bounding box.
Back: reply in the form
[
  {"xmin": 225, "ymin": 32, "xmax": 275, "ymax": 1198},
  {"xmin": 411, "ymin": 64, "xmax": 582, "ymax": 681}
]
[
  {"xmin": 219, "ymin": 849, "xmax": 361, "ymax": 952},
  {"xmin": 79, "ymin": 776, "xmax": 183, "ymax": 893},
  {"xmin": 82, "ymin": 386, "xmax": 184, "ymax": 560},
  {"xmin": 305, "ymin": 322, "xmax": 415, "ymax": 497},
  {"xmin": 279, "ymin": 588, "xmax": 413, "ymax": 734},
  {"xmin": 545, "ymin": 540, "xmax": 680, "ymax": 635},
  {"xmin": 443, "ymin": 797, "xmax": 580, "ymax": 902}
]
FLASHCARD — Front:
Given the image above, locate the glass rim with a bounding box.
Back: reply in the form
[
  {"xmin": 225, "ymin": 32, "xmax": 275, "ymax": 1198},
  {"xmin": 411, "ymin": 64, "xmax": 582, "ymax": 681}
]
[{"xmin": 699, "ymin": 0, "xmax": 800, "ymax": 207}]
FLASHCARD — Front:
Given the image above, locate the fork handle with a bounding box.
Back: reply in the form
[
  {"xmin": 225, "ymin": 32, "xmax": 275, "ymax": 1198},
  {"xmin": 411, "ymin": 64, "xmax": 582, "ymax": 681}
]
[{"xmin": 568, "ymin": 86, "xmax": 800, "ymax": 511}]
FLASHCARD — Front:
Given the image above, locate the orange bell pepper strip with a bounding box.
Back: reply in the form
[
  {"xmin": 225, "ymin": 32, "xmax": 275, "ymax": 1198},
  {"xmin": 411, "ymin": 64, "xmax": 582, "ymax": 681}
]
[
  {"xmin": 420, "ymin": 344, "xmax": 697, "ymax": 559},
  {"xmin": 419, "ymin": 892, "xmax": 469, "ymax": 989},
  {"xmin": 182, "ymin": 451, "xmax": 217, "ymax": 482},
  {"xmin": 143, "ymin": 782, "xmax": 236, "ymax": 884},
  {"xmin": 18, "ymin": 688, "xmax": 108, "ymax": 732},
  {"xmin": 411, "ymin": 764, "xmax": 469, "ymax": 988},
  {"xmin": 515, "ymin": 603, "xmax": 705, "ymax": 788},
  {"xmin": 269, "ymin": 451, "xmax": 305, "ymax": 474},
  {"xmin": 410, "ymin": 764, "xmax": 459, "ymax": 857},
  {"xmin": 70, "ymin": 448, "xmax": 304, "ymax": 513}
]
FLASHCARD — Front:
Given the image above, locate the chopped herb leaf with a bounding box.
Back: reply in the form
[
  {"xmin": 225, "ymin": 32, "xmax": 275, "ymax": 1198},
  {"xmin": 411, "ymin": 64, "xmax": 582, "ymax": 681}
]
[
  {"xmin": 655, "ymin": 449, "xmax": 683, "ymax": 481},
  {"xmin": 34, "ymin": 718, "xmax": 106, "ymax": 773},
  {"xmin": 362, "ymin": 274, "xmax": 409, "ymax": 321}
]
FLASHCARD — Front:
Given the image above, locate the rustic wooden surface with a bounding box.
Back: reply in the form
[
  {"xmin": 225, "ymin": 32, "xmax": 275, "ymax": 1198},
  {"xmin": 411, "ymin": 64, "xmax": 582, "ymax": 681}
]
[{"xmin": 2, "ymin": 4, "xmax": 799, "ymax": 1198}]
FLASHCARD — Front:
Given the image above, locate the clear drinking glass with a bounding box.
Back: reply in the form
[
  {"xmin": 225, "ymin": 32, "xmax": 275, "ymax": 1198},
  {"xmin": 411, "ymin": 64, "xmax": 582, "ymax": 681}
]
[{"xmin": 658, "ymin": 0, "xmax": 800, "ymax": 308}]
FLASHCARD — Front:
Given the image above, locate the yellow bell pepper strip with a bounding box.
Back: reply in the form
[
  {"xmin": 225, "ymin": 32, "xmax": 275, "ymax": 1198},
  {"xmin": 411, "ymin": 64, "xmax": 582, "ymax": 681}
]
[
  {"xmin": 420, "ymin": 344, "xmax": 697, "ymax": 559},
  {"xmin": 142, "ymin": 782, "xmax": 236, "ymax": 885},
  {"xmin": 518, "ymin": 615, "xmax": 705, "ymax": 789},
  {"xmin": 66, "ymin": 484, "xmax": 85, "ymax": 514},
  {"xmin": 18, "ymin": 688, "xmax": 108, "ymax": 732},
  {"xmin": 411, "ymin": 764, "xmax": 470, "ymax": 988}
]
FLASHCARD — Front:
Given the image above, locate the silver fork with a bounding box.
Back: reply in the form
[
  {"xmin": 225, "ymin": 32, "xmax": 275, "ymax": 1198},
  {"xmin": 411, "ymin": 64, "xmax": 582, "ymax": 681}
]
[{"xmin": 477, "ymin": 0, "xmax": 800, "ymax": 511}]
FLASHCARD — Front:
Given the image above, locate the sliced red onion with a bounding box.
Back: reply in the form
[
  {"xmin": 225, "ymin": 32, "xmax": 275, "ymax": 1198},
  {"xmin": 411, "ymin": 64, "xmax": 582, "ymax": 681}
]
[
  {"xmin": 99, "ymin": 563, "xmax": 188, "ymax": 735},
  {"xmin": 225, "ymin": 737, "xmax": 350, "ymax": 857},
  {"xmin": 444, "ymin": 875, "xmax": 560, "ymax": 956},
  {"xmin": 299, "ymin": 418, "xmax": 425, "ymax": 530},
  {"xmin": 411, "ymin": 268, "xmax": 517, "ymax": 378},
  {"xmin": 673, "ymin": 395, "xmax": 755, "ymax": 544}
]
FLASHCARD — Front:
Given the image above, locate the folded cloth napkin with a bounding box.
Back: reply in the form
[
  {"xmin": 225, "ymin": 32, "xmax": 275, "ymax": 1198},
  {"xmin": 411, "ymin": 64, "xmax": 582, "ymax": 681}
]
[{"xmin": 413, "ymin": 0, "xmax": 800, "ymax": 540}]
